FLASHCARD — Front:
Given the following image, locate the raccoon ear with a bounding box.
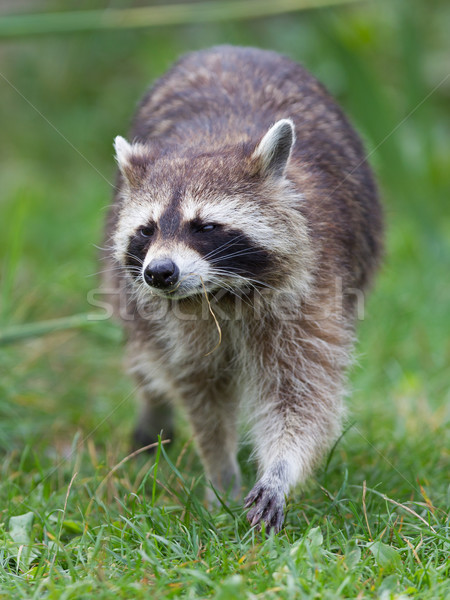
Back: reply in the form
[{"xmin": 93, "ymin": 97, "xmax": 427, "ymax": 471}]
[
  {"xmin": 251, "ymin": 119, "xmax": 295, "ymax": 178},
  {"xmin": 114, "ymin": 136, "xmax": 133, "ymax": 170},
  {"xmin": 114, "ymin": 135, "xmax": 151, "ymax": 187}
]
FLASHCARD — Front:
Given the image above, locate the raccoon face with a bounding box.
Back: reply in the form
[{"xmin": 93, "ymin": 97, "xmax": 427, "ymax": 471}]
[
  {"xmin": 121, "ymin": 209, "xmax": 274, "ymax": 299},
  {"xmin": 113, "ymin": 120, "xmax": 300, "ymax": 299}
]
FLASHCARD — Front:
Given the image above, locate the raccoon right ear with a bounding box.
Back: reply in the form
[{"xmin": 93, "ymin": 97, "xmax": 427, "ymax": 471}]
[
  {"xmin": 251, "ymin": 119, "xmax": 295, "ymax": 178},
  {"xmin": 114, "ymin": 136, "xmax": 151, "ymax": 187}
]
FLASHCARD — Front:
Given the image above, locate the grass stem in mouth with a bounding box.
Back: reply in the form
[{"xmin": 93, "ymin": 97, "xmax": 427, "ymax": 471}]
[{"xmin": 200, "ymin": 276, "xmax": 223, "ymax": 356}]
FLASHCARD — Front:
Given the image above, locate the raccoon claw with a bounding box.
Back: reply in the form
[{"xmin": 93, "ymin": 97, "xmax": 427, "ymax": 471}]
[{"xmin": 244, "ymin": 481, "xmax": 285, "ymax": 533}]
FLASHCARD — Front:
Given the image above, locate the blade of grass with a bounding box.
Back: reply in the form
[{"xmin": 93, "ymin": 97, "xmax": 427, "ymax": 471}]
[
  {"xmin": 0, "ymin": 0, "xmax": 362, "ymax": 38},
  {"xmin": 152, "ymin": 437, "xmax": 163, "ymax": 507},
  {"xmin": 0, "ymin": 313, "xmax": 119, "ymax": 345}
]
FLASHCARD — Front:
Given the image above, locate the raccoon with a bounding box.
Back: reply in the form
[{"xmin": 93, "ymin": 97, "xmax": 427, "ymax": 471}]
[{"xmin": 103, "ymin": 46, "xmax": 383, "ymax": 532}]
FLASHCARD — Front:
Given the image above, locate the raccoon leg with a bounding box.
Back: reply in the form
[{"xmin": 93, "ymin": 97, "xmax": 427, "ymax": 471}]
[
  {"xmin": 132, "ymin": 387, "xmax": 174, "ymax": 451},
  {"xmin": 126, "ymin": 343, "xmax": 175, "ymax": 451},
  {"xmin": 244, "ymin": 370, "xmax": 344, "ymax": 532},
  {"xmin": 180, "ymin": 388, "xmax": 241, "ymax": 503}
]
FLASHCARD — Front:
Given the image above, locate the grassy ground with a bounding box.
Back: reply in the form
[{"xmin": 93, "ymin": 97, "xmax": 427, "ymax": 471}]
[{"xmin": 0, "ymin": 0, "xmax": 449, "ymax": 598}]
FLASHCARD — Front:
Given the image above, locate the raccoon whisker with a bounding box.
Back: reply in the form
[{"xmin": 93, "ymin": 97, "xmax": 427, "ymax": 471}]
[
  {"xmin": 208, "ymin": 247, "xmax": 260, "ymax": 261},
  {"xmin": 215, "ymin": 275, "xmax": 274, "ymax": 305},
  {"xmin": 93, "ymin": 243, "xmax": 116, "ymax": 252},
  {"xmin": 207, "ymin": 270, "xmax": 267, "ymax": 305},
  {"xmin": 122, "ymin": 267, "xmax": 142, "ymax": 276},
  {"xmin": 209, "ymin": 280, "xmax": 255, "ymax": 308},
  {"xmin": 209, "ymin": 266, "xmax": 254, "ymax": 279},
  {"xmin": 237, "ymin": 282, "xmax": 266, "ymax": 303},
  {"xmin": 208, "ymin": 247, "xmax": 265, "ymax": 263},
  {"xmin": 207, "ymin": 269, "xmax": 250, "ymax": 287},
  {"xmin": 132, "ymin": 281, "xmax": 153, "ymax": 306},
  {"xmin": 99, "ymin": 202, "xmax": 117, "ymax": 213},
  {"xmin": 182, "ymin": 273, "xmax": 244, "ymax": 303},
  {"xmin": 233, "ymin": 275, "xmax": 277, "ymax": 293},
  {"xmin": 186, "ymin": 272, "xmax": 238, "ymax": 300},
  {"xmin": 240, "ymin": 277, "xmax": 278, "ymax": 293},
  {"xmin": 208, "ymin": 268, "xmax": 278, "ymax": 293},
  {"xmin": 88, "ymin": 265, "xmax": 141, "ymax": 278},
  {"xmin": 201, "ymin": 233, "xmax": 248, "ymax": 261},
  {"xmin": 123, "ymin": 252, "xmax": 144, "ymax": 265},
  {"xmin": 206, "ymin": 276, "xmax": 243, "ymax": 297},
  {"xmin": 98, "ymin": 255, "xmax": 117, "ymax": 262}
]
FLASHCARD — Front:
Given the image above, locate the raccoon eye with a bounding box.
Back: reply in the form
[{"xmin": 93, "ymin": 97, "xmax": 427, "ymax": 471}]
[
  {"xmin": 197, "ymin": 223, "xmax": 216, "ymax": 233},
  {"xmin": 139, "ymin": 226, "xmax": 154, "ymax": 238}
]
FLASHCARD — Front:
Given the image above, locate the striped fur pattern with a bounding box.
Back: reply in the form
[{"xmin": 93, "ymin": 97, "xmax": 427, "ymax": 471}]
[{"xmin": 103, "ymin": 46, "xmax": 383, "ymax": 532}]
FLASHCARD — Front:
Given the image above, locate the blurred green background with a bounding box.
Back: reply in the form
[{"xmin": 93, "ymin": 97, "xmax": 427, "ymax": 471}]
[{"xmin": 0, "ymin": 0, "xmax": 449, "ymax": 480}]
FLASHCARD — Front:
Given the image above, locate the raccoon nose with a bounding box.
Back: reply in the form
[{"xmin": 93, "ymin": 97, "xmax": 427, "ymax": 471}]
[{"xmin": 144, "ymin": 259, "xmax": 179, "ymax": 289}]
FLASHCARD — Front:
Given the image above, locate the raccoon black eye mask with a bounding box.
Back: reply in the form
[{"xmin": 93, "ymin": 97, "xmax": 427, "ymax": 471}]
[
  {"xmin": 125, "ymin": 217, "xmax": 273, "ymax": 296},
  {"xmin": 103, "ymin": 45, "xmax": 383, "ymax": 533}
]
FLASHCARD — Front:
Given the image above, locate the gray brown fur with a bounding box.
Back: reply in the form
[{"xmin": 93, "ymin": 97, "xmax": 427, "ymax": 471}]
[{"xmin": 103, "ymin": 46, "xmax": 383, "ymax": 532}]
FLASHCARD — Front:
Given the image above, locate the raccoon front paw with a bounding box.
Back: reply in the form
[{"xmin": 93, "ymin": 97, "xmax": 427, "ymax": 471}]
[{"xmin": 244, "ymin": 480, "xmax": 286, "ymax": 533}]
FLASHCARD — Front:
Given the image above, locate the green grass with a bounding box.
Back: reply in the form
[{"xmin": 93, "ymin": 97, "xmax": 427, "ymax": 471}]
[{"xmin": 0, "ymin": 0, "xmax": 449, "ymax": 597}]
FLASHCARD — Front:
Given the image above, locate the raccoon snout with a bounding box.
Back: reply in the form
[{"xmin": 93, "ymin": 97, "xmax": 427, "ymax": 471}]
[{"xmin": 144, "ymin": 259, "xmax": 179, "ymax": 290}]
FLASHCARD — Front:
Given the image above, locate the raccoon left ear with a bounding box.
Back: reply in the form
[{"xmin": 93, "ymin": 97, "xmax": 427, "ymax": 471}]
[
  {"xmin": 251, "ymin": 119, "xmax": 295, "ymax": 178},
  {"xmin": 114, "ymin": 135, "xmax": 151, "ymax": 187}
]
